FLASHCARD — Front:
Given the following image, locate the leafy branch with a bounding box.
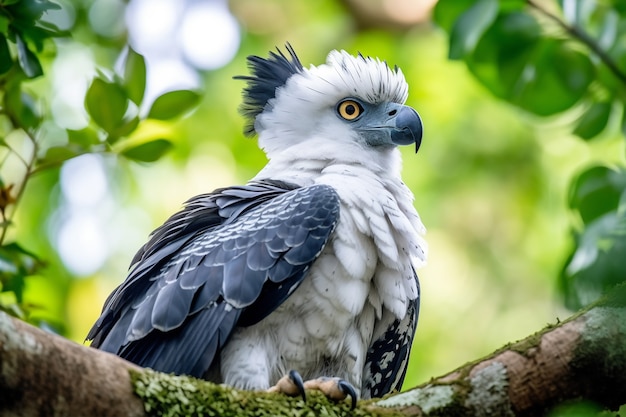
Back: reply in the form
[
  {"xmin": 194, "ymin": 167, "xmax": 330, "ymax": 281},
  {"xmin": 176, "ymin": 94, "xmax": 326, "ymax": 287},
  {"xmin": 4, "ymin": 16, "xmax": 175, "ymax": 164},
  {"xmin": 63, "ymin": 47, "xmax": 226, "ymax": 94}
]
[
  {"xmin": 0, "ymin": 0, "xmax": 204, "ymax": 325},
  {"xmin": 434, "ymin": 0, "xmax": 626, "ymax": 310},
  {"xmin": 526, "ymin": 0, "xmax": 626, "ymax": 85}
]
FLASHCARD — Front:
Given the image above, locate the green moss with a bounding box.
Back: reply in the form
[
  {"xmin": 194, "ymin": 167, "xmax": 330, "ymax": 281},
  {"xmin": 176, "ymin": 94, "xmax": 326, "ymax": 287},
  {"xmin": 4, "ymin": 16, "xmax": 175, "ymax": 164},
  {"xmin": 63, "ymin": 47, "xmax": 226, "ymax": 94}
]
[{"xmin": 130, "ymin": 369, "xmax": 404, "ymax": 417}]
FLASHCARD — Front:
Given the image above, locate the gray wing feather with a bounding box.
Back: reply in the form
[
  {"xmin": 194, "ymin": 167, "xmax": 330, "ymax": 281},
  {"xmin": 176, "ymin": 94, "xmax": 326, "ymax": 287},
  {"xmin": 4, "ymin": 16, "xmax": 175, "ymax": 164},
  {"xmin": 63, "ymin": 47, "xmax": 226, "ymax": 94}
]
[{"xmin": 87, "ymin": 181, "xmax": 339, "ymax": 378}]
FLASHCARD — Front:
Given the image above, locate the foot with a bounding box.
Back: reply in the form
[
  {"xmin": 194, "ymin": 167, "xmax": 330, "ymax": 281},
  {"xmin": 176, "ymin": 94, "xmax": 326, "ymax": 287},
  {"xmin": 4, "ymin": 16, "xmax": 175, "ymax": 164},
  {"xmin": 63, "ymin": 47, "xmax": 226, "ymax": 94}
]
[
  {"xmin": 268, "ymin": 370, "xmax": 358, "ymax": 409},
  {"xmin": 267, "ymin": 370, "xmax": 306, "ymax": 401}
]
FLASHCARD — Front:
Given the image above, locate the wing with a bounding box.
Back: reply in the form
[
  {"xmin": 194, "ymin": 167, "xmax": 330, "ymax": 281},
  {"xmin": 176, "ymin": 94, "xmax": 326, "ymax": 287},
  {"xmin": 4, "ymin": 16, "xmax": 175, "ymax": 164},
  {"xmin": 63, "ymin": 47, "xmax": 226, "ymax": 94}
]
[
  {"xmin": 361, "ymin": 268, "xmax": 420, "ymax": 399},
  {"xmin": 87, "ymin": 181, "xmax": 340, "ymax": 378}
]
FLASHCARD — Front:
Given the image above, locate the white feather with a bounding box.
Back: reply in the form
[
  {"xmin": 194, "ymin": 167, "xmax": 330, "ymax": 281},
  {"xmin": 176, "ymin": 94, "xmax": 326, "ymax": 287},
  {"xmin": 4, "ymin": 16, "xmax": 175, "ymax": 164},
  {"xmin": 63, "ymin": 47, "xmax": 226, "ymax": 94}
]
[{"xmin": 222, "ymin": 48, "xmax": 427, "ymax": 394}]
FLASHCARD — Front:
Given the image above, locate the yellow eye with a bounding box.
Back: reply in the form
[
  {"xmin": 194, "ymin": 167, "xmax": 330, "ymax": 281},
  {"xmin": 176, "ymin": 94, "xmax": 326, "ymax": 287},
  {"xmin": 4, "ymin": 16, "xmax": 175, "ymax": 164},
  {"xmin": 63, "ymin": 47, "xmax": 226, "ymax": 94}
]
[{"xmin": 337, "ymin": 99, "xmax": 363, "ymax": 121}]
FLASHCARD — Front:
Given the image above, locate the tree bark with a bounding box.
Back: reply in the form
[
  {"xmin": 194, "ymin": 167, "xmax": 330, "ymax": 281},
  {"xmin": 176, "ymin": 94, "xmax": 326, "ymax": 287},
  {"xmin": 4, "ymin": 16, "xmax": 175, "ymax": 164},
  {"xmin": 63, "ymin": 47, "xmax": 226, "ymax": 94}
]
[
  {"xmin": 1, "ymin": 288, "xmax": 625, "ymax": 416},
  {"xmin": 0, "ymin": 312, "xmax": 145, "ymax": 417}
]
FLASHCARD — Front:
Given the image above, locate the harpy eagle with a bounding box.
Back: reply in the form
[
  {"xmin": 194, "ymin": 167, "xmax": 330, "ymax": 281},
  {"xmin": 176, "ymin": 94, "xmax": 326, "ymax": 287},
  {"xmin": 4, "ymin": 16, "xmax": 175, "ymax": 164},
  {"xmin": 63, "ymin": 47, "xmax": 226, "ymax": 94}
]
[{"xmin": 88, "ymin": 44, "xmax": 426, "ymax": 406}]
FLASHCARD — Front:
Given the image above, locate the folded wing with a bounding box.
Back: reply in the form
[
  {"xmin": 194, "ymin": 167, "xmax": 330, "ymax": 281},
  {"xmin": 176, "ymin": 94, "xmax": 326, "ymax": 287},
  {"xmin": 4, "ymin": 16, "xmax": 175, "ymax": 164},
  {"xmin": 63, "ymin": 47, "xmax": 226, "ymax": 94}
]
[{"xmin": 87, "ymin": 180, "xmax": 340, "ymax": 377}]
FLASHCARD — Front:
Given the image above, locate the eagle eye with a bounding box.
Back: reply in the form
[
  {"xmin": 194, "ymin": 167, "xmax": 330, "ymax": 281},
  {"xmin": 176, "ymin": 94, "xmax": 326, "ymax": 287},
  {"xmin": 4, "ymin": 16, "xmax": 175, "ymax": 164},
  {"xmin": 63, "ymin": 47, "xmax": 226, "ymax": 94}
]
[{"xmin": 337, "ymin": 99, "xmax": 364, "ymax": 121}]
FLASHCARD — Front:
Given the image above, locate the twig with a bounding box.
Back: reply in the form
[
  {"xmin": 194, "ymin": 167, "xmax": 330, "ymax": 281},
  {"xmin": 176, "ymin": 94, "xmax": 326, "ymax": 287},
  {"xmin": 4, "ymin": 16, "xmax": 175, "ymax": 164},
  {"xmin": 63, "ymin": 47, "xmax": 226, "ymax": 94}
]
[{"xmin": 527, "ymin": 0, "xmax": 626, "ymax": 85}]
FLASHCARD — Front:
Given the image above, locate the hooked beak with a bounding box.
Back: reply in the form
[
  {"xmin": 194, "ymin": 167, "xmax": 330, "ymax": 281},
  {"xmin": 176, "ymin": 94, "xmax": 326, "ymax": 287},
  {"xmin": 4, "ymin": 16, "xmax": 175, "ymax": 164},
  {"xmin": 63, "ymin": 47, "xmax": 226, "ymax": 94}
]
[{"xmin": 390, "ymin": 105, "xmax": 423, "ymax": 153}]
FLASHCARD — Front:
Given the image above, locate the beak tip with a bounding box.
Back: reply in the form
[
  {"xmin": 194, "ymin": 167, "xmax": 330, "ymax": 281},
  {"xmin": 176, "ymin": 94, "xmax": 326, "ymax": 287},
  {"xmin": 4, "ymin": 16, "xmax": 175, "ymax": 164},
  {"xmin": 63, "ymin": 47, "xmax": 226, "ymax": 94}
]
[{"xmin": 391, "ymin": 105, "xmax": 423, "ymax": 152}]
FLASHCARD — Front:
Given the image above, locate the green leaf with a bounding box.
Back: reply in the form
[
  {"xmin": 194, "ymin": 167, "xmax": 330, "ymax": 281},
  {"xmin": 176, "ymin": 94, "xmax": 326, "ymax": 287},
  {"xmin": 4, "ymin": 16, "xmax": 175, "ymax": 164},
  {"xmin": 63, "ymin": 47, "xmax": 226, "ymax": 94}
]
[
  {"xmin": 15, "ymin": 32, "xmax": 43, "ymax": 78},
  {"xmin": 522, "ymin": 41, "xmax": 594, "ymax": 115},
  {"xmin": 38, "ymin": 145, "xmax": 78, "ymax": 166},
  {"xmin": 568, "ymin": 166, "xmax": 626, "ymax": 225},
  {"xmin": 465, "ymin": 12, "xmax": 541, "ymax": 97},
  {"xmin": 0, "ymin": 14, "xmax": 9, "ymax": 33},
  {"xmin": 67, "ymin": 127, "xmax": 100, "ymax": 148},
  {"xmin": 470, "ymin": 32, "xmax": 593, "ymax": 116},
  {"xmin": 85, "ymin": 78, "xmax": 129, "ymax": 133},
  {"xmin": 5, "ymin": 86, "xmax": 41, "ymax": 128},
  {"xmin": 433, "ymin": 0, "xmax": 477, "ymax": 33},
  {"xmin": 109, "ymin": 116, "xmax": 140, "ymax": 141},
  {"xmin": 0, "ymin": 242, "xmax": 42, "ymax": 303},
  {"xmin": 7, "ymin": 0, "xmax": 60, "ymax": 21},
  {"xmin": 124, "ymin": 47, "xmax": 146, "ymax": 105},
  {"xmin": 147, "ymin": 90, "xmax": 201, "ymax": 120},
  {"xmin": 573, "ymin": 102, "xmax": 612, "ymax": 140},
  {"xmin": 121, "ymin": 139, "xmax": 173, "ymax": 162},
  {"xmin": 448, "ymin": 0, "xmax": 499, "ymax": 59},
  {"xmin": 0, "ymin": 34, "xmax": 11, "ymax": 74},
  {"xmin": 560, "ymin": 205, "xmax": 626, "ymax": 309}
]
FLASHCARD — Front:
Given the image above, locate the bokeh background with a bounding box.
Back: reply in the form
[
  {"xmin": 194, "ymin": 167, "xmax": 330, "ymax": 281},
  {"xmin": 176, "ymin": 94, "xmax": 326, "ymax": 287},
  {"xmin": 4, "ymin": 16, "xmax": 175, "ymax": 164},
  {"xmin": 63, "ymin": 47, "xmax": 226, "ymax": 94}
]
[{"xmin": 5, "ymin": 0, "xmax": 625, "ymax": 391}]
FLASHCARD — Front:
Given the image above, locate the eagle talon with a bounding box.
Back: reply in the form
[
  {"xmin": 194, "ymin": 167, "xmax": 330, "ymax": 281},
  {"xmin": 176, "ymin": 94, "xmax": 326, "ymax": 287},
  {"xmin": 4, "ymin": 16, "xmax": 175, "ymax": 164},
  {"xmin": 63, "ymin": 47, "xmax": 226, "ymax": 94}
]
[
  {"xmin": 270, "ymin": 373, "xmax": 358, "ymax": 409},
  {"xmin": 268, "ymin": 370, "xmax": 306, "ymax": 402},
  {"xmin": 303, "ymin": 376, "xmax": 358, "ymax": 409},
  {"xmin": 337, "ymin": 379, "xmax": 358, "ymax": 410},
  {"xmin": 289, "ymin": 369, "xmax": 306, "ymax": 402}
]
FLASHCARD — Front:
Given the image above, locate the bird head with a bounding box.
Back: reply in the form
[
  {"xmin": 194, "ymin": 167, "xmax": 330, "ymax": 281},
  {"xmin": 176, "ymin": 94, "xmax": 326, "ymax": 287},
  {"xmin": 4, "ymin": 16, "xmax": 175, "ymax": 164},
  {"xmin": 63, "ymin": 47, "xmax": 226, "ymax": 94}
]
[{"xmin": 236, "ymin": 44, "xmax": 423, "ymax": 161}]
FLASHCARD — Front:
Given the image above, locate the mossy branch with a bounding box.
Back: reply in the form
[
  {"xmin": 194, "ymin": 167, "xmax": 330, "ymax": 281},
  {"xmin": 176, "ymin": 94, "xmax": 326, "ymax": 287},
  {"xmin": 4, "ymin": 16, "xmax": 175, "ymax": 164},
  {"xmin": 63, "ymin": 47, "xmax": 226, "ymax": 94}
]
[{"xmin": 1, "ymin": 287, "xmax": 625, "ymax": 416}]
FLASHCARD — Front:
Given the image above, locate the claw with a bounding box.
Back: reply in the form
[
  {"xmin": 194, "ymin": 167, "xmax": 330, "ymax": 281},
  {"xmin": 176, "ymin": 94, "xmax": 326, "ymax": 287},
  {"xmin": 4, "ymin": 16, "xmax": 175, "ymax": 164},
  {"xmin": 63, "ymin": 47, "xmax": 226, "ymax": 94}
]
[
  {"xmin": 267, "ymin": 369, "xmax": 306, "ymax": 402},
  {"xmin": 337, "ymin": 379, "xmax": 357, "ymax": 410},
  {"xmin": 289, "ymin": 370, "xmax": 306, "ymax": 402},
  {"xmin": 303, "ymin": 377, "xmax": 358, "ymax": 410},
  {"xmin": 269, "ymin": 372, "xmax": 358, "ymax": 409}
]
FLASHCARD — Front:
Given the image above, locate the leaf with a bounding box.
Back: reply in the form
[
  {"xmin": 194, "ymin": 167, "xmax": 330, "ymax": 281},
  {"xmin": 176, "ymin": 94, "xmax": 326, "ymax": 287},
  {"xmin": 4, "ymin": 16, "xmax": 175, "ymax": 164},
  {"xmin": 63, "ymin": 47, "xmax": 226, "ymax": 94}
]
[
  {"xmin": 5, "ymin": 85, "xmax": 41, "ymax": 128},
  {"xmin": 433, "ymin": 0, "xmax": 477, "ymax": 33},
  {"xmin": 0, "ymin": 34, "xmax": 11, "ymax": 74},
  {"xmin": 561, "ymin": 205, "xmax": 626, "ymax": 309},
  {"xmin": 67, "ymin": 127, "xmax": 100, "ymax": 148},
  {"xmin": 109, "ymin": 116, "xmax": 140, "ymax": 141},
  {"xmin": 597, "ymin": 9, "xmax": 619, "ymax": 51},
  {"xmin": 568, "ymin": 166, "xmax": 626, "ymax": 225},
  {"xmin": 38, "ymin": 146, "xmax": 78, "ymax": 166},
  {"xmin": 448, "ymin": 0, "xmax": 499, "ymax": 59},
  {"xmin": 0, "ymin": 243, "xmax": 42, "ymax": 307},
  {"xmin": 573, "ymin": 102, "xmax": 612, "ymax": 140},
  {"xmin": 0, "ymin": 0, "xmax": 22, "ymax": 6},
  {"xmin": 465, "ymin": 12, "xmax": 541, "ymax": 97},
  {"xmin": 85, "ymin": 78, "xmax": 129, "ymax": 133},
  {"xmin": 470, "ymin": 33, "xmax": 593, "ymax": 116},
  {"xmin": 124, "ymin": 47, "xmax": 146, "ymax": 105},
  {"xmin": 7, "ymin": 0, "xmax": 60, "ymax": 20},
  {"xmin": 0, "ymin": 14, "xmax": 9, "ymax": 33},
  {"xmin": 147, "ymin": 90, "xmax": 201, "ymax": 120},
  {"xmin": 121, "ymin": 139, "xmax": 173, "ymax": 162},
  {"xmin": 15, "ymin": 32, "xmax": 43, "ymax": 78},
  {"xmin": 521, "ymin": 41, "xmax": 594, "ymax": 115}
]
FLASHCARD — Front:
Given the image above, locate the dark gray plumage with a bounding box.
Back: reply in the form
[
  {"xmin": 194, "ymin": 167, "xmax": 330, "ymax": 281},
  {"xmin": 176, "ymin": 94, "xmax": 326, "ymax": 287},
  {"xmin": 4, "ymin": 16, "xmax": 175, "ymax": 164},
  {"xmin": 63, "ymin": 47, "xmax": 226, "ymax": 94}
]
[{"xmin": 88, "ymin": 180, "xmax": 340, "ymax": 377}]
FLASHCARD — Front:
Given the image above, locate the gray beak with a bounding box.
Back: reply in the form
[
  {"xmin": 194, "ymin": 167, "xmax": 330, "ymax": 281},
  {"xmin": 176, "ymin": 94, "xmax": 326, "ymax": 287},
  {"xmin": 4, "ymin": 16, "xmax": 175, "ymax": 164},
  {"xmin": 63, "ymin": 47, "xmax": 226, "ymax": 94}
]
[{"xmin": 390, "ymin": 105, "xmax": 423, "ymax": 153}]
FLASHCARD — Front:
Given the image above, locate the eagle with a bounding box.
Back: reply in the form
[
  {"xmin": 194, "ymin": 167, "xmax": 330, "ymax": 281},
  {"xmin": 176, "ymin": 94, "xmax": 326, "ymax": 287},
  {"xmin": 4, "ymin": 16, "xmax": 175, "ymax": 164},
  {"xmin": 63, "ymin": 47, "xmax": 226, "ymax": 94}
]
[{"xmin": 88, "ymin": 44, "xmax": 426, "ymax": 407}]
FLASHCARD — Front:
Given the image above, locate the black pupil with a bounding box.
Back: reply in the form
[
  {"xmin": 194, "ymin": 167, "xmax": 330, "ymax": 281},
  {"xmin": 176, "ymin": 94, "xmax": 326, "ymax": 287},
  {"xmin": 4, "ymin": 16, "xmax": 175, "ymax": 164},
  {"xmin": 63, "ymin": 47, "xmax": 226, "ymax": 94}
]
[{"xmin": 345, "ymin": 104, "xmax": 356, "ymax": 115}]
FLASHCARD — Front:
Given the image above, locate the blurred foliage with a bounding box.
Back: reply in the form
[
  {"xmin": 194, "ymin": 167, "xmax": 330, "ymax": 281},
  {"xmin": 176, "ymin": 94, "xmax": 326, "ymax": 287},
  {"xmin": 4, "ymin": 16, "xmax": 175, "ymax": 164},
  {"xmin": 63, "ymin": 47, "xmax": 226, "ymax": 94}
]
[
  {"xmin": 0, "ymin": 0, "xmax": 200, "ymax": 325},
  {"xmin": 434, "ymin": 0, "xmax": 626, "ymax": 310},
  {"xmin": 0, "ymin": 0, "xmax": 624, "ymax": 401}
]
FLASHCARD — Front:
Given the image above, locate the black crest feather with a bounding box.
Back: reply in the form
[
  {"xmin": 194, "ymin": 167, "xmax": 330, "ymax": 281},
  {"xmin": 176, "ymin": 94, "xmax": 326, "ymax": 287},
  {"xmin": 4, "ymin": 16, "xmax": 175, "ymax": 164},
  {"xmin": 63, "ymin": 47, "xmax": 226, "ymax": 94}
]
[{"xmin": 234, "ymin": 43, "xmax": 304, "ymax": 136}]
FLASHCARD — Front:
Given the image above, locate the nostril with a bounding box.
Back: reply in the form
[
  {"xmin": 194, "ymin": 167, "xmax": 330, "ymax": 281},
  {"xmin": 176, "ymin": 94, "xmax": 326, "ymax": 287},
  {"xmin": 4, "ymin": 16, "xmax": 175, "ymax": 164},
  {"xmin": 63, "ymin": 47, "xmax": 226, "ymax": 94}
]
[{"xmin": 388, "ymin": 109, "xmax": 397, "ymax": 116}]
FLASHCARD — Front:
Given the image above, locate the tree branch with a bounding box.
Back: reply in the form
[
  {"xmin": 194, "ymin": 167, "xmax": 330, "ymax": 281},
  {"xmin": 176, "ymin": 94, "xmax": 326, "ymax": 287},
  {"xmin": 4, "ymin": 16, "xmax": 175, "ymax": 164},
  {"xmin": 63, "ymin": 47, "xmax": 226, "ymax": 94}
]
[
  {"xmin": 1, "ymin": 288, "xmax": 625, "ymax": 416},
  {"xmin": 526, "ymin": 0, "xmax": 626, "ymax": 85},
  {"xmin": 0, "ymin": 312, "xmax": 145, "ymax": 417}
]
